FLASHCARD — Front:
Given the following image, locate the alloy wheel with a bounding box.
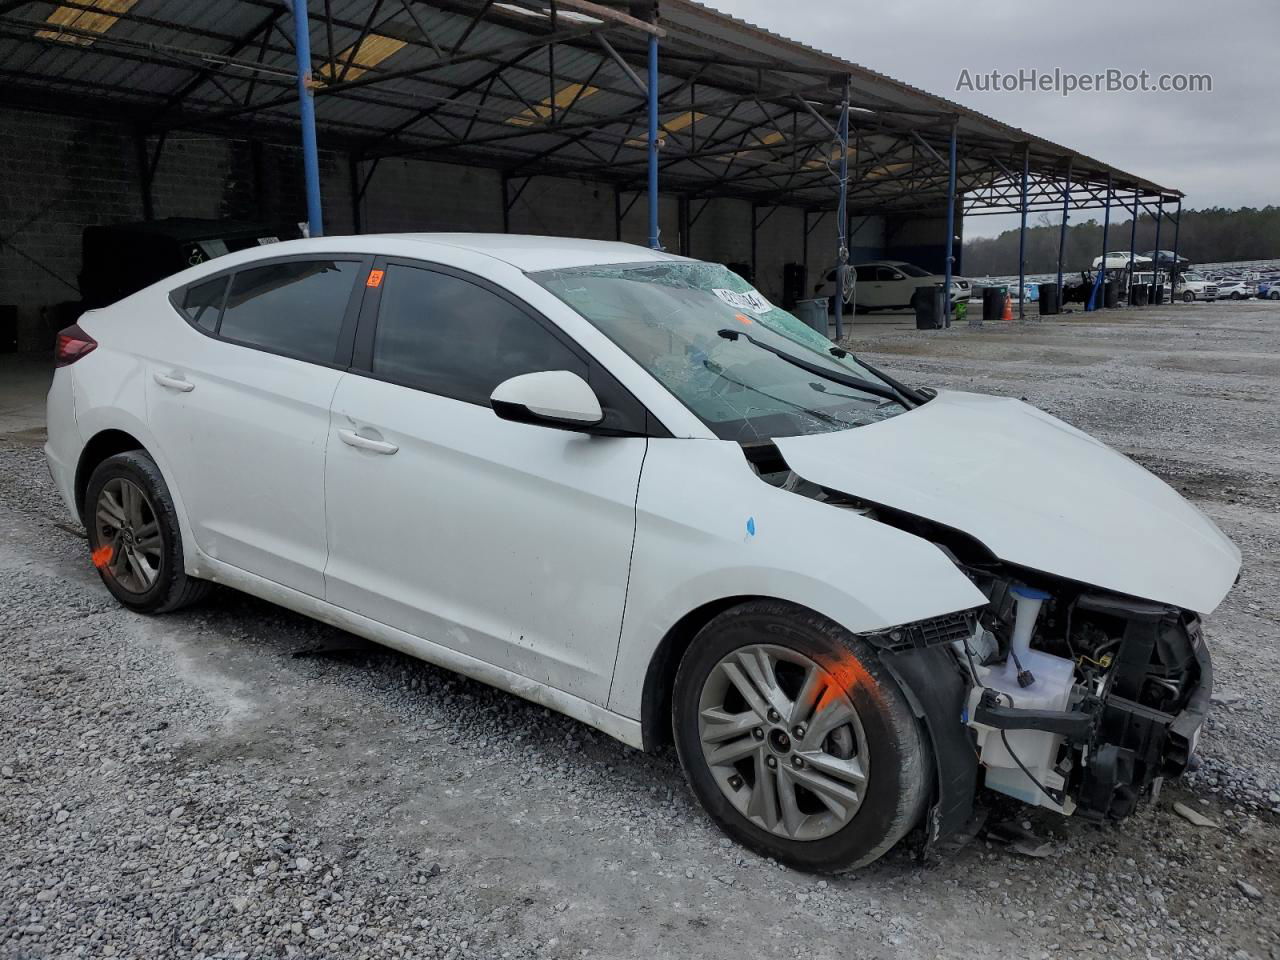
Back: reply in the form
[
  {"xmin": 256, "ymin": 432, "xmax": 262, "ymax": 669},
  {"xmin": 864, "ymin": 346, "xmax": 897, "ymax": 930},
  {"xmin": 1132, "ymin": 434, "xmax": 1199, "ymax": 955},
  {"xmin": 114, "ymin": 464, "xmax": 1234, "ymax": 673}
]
[
  {"xmin": 697, "ymin": 643, "xmax": 869, "ymax": 841},
  {"xmin": 94, "ymin": 477, "xmax": 162, "ymax": 594}
]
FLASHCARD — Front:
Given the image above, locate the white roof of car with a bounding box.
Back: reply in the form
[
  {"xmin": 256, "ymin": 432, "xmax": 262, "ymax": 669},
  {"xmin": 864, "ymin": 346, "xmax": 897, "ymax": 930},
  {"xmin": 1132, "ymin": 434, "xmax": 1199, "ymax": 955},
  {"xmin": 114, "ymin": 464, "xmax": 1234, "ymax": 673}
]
[{"xmin": 243, "ymin": 233, "xmax": 690, "ymax": 273}]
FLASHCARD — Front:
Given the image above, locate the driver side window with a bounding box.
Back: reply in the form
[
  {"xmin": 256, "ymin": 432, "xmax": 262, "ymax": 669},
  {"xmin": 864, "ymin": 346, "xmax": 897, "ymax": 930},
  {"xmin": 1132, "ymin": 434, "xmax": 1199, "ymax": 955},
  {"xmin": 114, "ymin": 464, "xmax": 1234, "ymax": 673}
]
[{"xmin": 370, "ymin": 264, "xmax": 587, "ymax": 406}]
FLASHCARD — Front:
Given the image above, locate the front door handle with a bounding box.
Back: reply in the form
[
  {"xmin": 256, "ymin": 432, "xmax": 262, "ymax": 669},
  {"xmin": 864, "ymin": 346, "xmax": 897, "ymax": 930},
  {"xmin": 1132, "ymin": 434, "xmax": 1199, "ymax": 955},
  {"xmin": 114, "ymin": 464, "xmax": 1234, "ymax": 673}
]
[
  {"xmin": 153, "ymin": 372, "xmax": 194, "ymax": 392},
  {"xmin": 338, "ymin": 429, "xmax": 398, "ymax": 455}
]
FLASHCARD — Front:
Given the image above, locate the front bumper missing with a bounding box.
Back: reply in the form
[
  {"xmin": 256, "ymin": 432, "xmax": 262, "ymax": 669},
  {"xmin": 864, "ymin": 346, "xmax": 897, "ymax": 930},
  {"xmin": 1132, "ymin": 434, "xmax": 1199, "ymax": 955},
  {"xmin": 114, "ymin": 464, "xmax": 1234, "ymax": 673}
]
[{"xmin": 870, "ymin": 601, "xmax": 1213, "ymax": 843}]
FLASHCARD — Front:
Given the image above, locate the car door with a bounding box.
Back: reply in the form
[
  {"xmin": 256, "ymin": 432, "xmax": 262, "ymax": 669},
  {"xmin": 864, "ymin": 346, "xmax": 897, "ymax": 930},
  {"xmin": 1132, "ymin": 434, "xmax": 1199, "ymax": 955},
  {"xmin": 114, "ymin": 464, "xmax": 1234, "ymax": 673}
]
[
  {"xmin": 322, "ymin": 258, "xmax": 650, "ymax": 704},
  {"xmin": 148, "ymin": 254, "xmax": 368, "ymax": 597},
  {"xmin": 875, "ymin": 266, "xmax": 907, "ymax": 306}
]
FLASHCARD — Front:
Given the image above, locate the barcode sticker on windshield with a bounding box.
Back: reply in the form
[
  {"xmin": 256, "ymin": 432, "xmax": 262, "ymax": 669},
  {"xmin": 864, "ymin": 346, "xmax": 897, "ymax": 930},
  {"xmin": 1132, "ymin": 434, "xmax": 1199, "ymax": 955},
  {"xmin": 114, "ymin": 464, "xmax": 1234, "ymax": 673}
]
[{"xmin": 712, "ymin": 288, "xmax": 772, "ymax": 315}]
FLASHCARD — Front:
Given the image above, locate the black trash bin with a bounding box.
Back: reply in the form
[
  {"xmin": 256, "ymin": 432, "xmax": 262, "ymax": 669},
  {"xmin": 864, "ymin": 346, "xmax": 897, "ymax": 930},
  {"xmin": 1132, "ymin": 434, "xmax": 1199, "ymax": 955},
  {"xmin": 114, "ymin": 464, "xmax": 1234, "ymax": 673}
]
[
  {"xmin": 1150, "ymin": 283, "xmax": 1165, "ymax": 305},
  {"xmin": 981, "ymin": 287, "xmax": 1002, "ymax": 323},
  {"xmin": 1038, "ymin": 282, "xmax": 1061, "ymax": 315},
  {"xmin": 911, "ymin": 285, "xmax": 944, "ymax": 329},
  {"xmin": 1130, "ymin": 283, "xmax": 1148, "ymax": 306},
  {"xmin": 1104, "ymin": 278, "xmax": 1121, "ymax": 309}
]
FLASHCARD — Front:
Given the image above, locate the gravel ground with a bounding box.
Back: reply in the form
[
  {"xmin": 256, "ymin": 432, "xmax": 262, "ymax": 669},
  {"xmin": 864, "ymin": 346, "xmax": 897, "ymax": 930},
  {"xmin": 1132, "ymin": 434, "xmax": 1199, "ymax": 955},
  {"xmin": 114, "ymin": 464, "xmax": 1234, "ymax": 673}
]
[{"xmin": 2, "ymin": 300, "xmax": 1278, "ymax": 960}]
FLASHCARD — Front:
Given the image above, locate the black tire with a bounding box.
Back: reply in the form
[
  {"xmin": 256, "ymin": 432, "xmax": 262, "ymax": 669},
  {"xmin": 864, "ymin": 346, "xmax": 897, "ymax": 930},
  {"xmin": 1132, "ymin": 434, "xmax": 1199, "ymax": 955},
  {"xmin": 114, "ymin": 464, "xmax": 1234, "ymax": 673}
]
[
  {"xmin": 1230, "ymin": 292, "xmax": 1242, "ymax": 300},
  {"xmin": 1271, "ymin": 291, "xmax": 1280, "ymax": 301},
  {"xmin": 84, "ymin": 451, "xmax": 211, "ymax": 613},
  {"xmin": 672, "ymin": 601, "xmax": 932, "ymax": 873},
  {"xmin": 1182, "ymin": 290, "xmax": 1194, "ymax": 303}
]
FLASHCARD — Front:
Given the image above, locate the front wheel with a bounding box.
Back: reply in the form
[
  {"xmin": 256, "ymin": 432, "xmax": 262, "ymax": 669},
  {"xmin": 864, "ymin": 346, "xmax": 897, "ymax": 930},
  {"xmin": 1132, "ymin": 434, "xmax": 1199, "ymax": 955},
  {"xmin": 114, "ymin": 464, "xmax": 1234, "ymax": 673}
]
[
  {"xmin": 84, "ymin": 451, "xmax": 210, "ymax": 613},
  {"xmin": 1182, "ymin": 290, "xmax": 1195, "ymax": 303},
  {"xmin": 1231, "ymin": 292, "xmax": 1242, "ymax": 300},
  {"xmin": 672, "ymin": 602, "xmax": 932, "ymax": 873}
]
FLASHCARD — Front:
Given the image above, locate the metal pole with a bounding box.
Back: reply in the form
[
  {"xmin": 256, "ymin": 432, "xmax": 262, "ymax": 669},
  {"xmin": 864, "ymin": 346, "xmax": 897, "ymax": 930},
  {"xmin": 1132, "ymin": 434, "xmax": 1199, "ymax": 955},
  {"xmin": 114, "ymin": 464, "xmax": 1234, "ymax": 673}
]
[
  {"xmin": 1056, "ymin": 157, "xmax": 1072, "ymax": 294},
  {"xmin": 1091, "ymin": 171, "xmax": 1112, "ymax": 311},
  {"xmin": 289, "ymin": 0, "xmax": 324, "ymax": 237},
  {"xmin": 834, "ymin": 76, "xmax": 850, "ymax": 340},
  {"xmin": 942, "ymin": 120, "xmax": 957, "ymax": 325},
  {"xmin": 1128, "ymin": 188, "xmax": 1139, "ymax": 303},
  {"xmin": 1018, "ymin": 144, "xmax": 1029, "ymax": 320},
  {"xmin": 646, "ymin": 32, "xmax": 660, "ymax": 250},
  {"xmin": 1151, "ymin": 196, "xmax": 1163, "ymax": 303},
  {"xmin": 1100, "ymin": 172, "xmax": 1112, "ymax": 276},
  {"xmin": 1171, "ymin": 198, "xmax": 1182, "ymax": 290}
]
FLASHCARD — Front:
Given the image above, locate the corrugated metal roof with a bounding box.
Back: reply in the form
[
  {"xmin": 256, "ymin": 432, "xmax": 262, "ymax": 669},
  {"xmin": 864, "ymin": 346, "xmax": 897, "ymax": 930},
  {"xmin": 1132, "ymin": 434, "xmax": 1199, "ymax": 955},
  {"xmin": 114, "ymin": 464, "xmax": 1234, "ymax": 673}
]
[{"xmin": 0, "ymin": 0, "xmax": 1177, "ymax": 214}]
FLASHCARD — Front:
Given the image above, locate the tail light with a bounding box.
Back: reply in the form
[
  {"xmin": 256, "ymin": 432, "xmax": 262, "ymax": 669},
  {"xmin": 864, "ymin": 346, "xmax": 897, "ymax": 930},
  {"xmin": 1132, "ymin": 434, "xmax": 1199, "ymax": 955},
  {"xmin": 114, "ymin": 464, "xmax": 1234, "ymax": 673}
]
[{"xmin": 55, "ymin": 324, "xmax": 97, "ymax": 367}]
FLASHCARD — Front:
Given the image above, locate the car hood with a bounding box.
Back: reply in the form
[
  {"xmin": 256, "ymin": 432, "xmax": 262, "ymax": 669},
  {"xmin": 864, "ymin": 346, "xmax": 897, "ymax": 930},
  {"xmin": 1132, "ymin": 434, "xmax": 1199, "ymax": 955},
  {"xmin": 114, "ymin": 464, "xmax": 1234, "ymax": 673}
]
[{"xmin": 774, "ymin": 390, "xmax": 1241, "ymax": 614}]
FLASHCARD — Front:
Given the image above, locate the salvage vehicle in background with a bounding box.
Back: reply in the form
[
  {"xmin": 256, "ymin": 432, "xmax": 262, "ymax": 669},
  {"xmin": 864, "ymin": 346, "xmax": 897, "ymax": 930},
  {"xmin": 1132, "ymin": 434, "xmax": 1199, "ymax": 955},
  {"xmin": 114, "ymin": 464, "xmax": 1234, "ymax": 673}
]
[
  {"xmin": 79, "ymin": 218, "xmax": 301, "ymax": 309},
  {"xmin": 1172, "ymin": 272, "xmax": 1219, "ymax": 303},
  {"xmin": 1214, "ymin": 280, "xmax": 1252, "ymax": 300},
  {"xmin": 850, "ymin": 261, "xmax": 970, "ymax": 312},
  {"xmin": 46, "ymin": 235, "xmax": 1239, "ymax": 872}
]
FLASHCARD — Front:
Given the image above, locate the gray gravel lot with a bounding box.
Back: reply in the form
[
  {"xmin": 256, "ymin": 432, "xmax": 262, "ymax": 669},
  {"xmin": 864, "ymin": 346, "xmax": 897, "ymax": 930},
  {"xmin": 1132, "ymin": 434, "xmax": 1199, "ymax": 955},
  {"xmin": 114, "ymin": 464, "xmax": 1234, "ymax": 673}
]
[{"xmin": 2, "ymin": 300, "xmax": 1278, "ymax": 960}]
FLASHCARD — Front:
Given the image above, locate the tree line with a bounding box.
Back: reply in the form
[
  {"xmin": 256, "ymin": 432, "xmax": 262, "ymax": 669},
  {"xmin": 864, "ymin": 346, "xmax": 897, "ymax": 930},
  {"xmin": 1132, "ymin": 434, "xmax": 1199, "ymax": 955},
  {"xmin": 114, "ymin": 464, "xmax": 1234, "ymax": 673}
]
[{"xmin": 962, "ymin": 205, "xmax": 1280, "ymax": 276}]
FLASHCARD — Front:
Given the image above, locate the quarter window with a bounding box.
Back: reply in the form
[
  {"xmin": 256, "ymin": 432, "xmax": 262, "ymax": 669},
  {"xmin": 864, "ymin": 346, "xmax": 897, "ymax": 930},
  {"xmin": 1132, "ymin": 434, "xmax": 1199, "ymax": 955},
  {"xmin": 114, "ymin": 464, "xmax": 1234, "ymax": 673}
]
[
  {"xmin": 371, "ymin": 264, "xmax": 586, "ymax": 405},
  {"xmin": 218, "ymin": 259, "xmax": 358, "ymax": 364},
  {"xmin": 180, "ymin": 275, "xmax": 227, "ymax": 332}
]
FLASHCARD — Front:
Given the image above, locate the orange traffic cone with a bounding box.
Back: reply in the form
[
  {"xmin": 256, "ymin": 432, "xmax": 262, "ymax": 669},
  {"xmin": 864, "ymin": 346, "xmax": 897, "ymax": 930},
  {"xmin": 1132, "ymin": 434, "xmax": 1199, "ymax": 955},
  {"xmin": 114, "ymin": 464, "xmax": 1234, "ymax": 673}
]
[{"xmin": 1002, "ymin": 293, "xmax": 1014, "ymax": 322}]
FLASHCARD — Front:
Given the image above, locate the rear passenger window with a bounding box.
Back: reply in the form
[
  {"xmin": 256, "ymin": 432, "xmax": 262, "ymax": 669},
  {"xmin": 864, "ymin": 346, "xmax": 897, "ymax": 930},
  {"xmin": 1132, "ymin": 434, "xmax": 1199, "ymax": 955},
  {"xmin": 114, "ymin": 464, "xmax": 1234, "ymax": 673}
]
[
  {"xmin": 219, "ymin": 259, "xmax": 358, "ymax": 365},
  {"xmin": 181, "ymin": 276, "xmax": 227, "ymax": 332},
  {"xmin": 371, "ymin": 264, "xmax": 586, "ymax": 405}
]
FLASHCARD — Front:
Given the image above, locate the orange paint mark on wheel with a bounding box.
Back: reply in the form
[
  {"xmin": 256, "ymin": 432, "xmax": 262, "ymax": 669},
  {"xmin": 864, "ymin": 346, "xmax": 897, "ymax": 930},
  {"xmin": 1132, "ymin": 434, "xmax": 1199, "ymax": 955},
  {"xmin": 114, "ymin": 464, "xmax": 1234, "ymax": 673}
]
[
  {"xmin": 817, "ymin": 649, "xmax": 882, "ymax": 710},
  {"xmin": 91, "ymin": 544, "xmax": 113, "ymax": 569}
]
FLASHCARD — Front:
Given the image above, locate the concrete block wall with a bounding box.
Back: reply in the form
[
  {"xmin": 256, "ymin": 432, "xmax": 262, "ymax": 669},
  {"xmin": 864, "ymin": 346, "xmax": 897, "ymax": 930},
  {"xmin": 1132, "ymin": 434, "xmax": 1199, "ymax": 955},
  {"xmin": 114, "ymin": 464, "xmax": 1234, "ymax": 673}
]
[
  {"xmin": 5, "ymin": 104, "xmax": 967, "ymax": 352},
  {"xmin": 357, "ymin": 157, "xmax": 503, "ymax": 234},
  {"xmin": 0, "ymin": 107, "xmax": 350, "ymax": 349}
]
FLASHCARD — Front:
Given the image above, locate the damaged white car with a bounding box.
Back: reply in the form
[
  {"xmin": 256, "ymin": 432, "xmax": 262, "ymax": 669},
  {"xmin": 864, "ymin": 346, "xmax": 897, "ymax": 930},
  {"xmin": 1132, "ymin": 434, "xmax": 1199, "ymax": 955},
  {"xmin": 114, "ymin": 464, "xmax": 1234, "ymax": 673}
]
[{"xmin": 46, "ymin": 235, "xmax": 1240, "ymax": 872}]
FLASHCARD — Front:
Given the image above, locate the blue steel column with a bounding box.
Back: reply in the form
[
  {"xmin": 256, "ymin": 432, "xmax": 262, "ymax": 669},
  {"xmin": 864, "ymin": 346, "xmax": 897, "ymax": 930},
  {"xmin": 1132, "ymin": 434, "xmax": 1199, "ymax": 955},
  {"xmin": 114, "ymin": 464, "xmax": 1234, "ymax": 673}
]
[
  {"xmin": 1017, "ymin": 144, "xmax": 1029, "ymax": 320},
  {"xmin": 834, "ymin": 77, "xmax": 849, "ymax": 340},
  {"xmin": 1055, "ymin": 157, "xmax": 1072, "ymax": 293},
  {"xmin": 290, "ymin": 0, "xmax": 324, "ymax": 237},
  {"xmin": 646, "ymin": 33, "xmax": 660, "ymax": 250},
  {"xmin": 942, "ymin": 120, "xmax": 957, "ymax": 324},
  {"xmin": 1170, "ymin": 198, "xmax": 1182, "ymax": 286},
  {"xmin": 1091, "ymin": 172, "xmax": 1112, "ymax": 311},
  {"xmin": 1151, "ymin": 196, "xmax": 1164, "ymax": 301},
  {"xmin": 1128, "ymin": 188, "xmax": 1139, "ymax": 303}
]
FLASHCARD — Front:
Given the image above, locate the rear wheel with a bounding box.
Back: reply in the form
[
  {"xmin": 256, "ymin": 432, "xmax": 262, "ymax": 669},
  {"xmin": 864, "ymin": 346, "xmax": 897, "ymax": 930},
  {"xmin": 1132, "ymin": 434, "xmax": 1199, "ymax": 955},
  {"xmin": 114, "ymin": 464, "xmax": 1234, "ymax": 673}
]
[
  {"xmin": 1230, "ymin": 292, "xmax": 1242, "ymax": 300},
  {"xmin": 672, "ymin": 601, "xmax": 931, "ymax": 873},
  {"xmin": 85, "ymin": 452, "xmax": 210, "ymax": 613},
  {"xmin": 1182, "ymin": 290, "xmax": 1195, "ymax": 303}
]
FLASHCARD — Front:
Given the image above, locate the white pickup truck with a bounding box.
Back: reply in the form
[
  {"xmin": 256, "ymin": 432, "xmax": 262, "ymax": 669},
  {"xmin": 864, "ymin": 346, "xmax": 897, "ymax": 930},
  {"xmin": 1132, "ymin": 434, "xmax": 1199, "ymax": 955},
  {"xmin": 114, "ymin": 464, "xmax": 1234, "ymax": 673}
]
[{"xmin": 1134, "ymin": 271, "xmax": 1217, "ymax": 303}]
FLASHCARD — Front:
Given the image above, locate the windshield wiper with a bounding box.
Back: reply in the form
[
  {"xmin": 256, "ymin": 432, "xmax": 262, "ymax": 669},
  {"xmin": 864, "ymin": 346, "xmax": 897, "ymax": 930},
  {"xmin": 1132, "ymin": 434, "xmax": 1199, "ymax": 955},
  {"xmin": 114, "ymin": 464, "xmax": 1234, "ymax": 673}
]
[{"xmin": 716, "ymin": 328, "xmax": 917, "ymax": 408}]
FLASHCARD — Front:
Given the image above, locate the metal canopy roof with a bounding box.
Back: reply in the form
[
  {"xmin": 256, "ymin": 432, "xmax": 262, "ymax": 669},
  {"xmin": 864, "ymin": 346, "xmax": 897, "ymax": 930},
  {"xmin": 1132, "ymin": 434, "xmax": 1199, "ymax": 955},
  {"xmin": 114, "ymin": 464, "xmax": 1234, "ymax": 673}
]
[{"xmin": 0, "ymin": 0, "xmax": 1180, "ymax": 217}]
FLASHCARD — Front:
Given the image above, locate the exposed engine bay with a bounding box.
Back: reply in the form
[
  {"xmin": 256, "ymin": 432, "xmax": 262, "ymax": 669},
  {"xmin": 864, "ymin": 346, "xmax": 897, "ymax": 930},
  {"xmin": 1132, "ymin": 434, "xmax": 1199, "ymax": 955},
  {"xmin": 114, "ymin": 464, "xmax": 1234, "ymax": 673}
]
[
  {"xmin": 954, "ymin": 568, "xmax": 1209, "ymax": 820},
  {"xmin": 745, "ymin": 444, "xmax": 1214, "ymax": 835}
]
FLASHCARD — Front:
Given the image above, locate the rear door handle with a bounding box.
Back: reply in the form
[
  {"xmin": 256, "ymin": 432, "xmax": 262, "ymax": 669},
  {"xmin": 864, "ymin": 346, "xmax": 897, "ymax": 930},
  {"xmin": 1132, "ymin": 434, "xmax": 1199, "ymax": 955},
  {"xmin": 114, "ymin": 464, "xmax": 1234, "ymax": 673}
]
[
  {"xmin": 338, "ymin": 428, "xmax": 398, "ymax": 455},
  {"xmin": 153, "ymin": 372, "xmax": 194, "ymax": 392}
]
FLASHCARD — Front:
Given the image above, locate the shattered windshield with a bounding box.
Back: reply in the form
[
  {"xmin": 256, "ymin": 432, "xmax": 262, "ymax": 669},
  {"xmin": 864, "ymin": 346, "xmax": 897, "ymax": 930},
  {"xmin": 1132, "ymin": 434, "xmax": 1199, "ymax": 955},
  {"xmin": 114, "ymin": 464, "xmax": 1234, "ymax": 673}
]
[{"xmin": 531, "ymin": 261, "xmax": 908, "ymax": 441}]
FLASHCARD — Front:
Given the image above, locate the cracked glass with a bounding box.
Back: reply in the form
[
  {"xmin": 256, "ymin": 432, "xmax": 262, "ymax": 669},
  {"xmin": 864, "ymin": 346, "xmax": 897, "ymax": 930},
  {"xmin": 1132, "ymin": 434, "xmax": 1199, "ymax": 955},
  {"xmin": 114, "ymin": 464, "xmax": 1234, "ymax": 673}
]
[{"xmin": 532, "ymin": 261, "xmax": 908, "ymax": 441}]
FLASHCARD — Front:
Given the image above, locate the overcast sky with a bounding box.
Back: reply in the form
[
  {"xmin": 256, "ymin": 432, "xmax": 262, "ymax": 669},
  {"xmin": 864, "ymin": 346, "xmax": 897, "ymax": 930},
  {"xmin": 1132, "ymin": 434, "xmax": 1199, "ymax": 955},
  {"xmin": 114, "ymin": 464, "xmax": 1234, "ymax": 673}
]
[{"xmin": 717, "ymin": 0, "xmax": 1280, "ymax": 237}]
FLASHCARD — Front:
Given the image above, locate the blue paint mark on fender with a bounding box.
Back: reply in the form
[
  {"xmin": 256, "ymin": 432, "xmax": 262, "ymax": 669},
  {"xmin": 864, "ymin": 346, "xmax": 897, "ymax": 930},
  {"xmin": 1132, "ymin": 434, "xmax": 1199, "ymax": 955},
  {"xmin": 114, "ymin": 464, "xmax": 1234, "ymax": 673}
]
[{"xmin": 746, "ymin": 516, "xmax": 756, "ymax": 537}]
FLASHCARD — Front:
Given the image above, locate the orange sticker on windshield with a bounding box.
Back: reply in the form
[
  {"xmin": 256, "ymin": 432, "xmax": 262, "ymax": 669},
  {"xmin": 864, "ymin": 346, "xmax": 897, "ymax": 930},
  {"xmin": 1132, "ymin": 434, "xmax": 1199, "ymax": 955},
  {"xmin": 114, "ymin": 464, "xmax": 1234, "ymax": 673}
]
[
  {"xmin": 366, "ymin": 269, "xmax": 384, "ymax": 288},
  {"xmin": 736, "ymin": 313, "xmax": 753, "ymax": 325}
]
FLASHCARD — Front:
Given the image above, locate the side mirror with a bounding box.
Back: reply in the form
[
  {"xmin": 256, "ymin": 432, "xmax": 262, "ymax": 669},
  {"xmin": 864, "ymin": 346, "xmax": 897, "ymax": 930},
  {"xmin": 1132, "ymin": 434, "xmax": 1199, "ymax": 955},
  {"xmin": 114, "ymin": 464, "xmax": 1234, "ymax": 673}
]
[{"xmin": 490, "ymin": 370, "xmax": 603, "ymax": 429}]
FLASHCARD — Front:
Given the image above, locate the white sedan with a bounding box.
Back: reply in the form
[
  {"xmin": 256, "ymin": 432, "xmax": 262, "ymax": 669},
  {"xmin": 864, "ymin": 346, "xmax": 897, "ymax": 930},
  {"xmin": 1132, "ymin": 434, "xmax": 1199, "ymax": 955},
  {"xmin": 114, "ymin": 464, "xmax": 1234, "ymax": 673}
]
[{"xmin": 46, "ymin": 234, "xmax": 1239, "ymax": 871}]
